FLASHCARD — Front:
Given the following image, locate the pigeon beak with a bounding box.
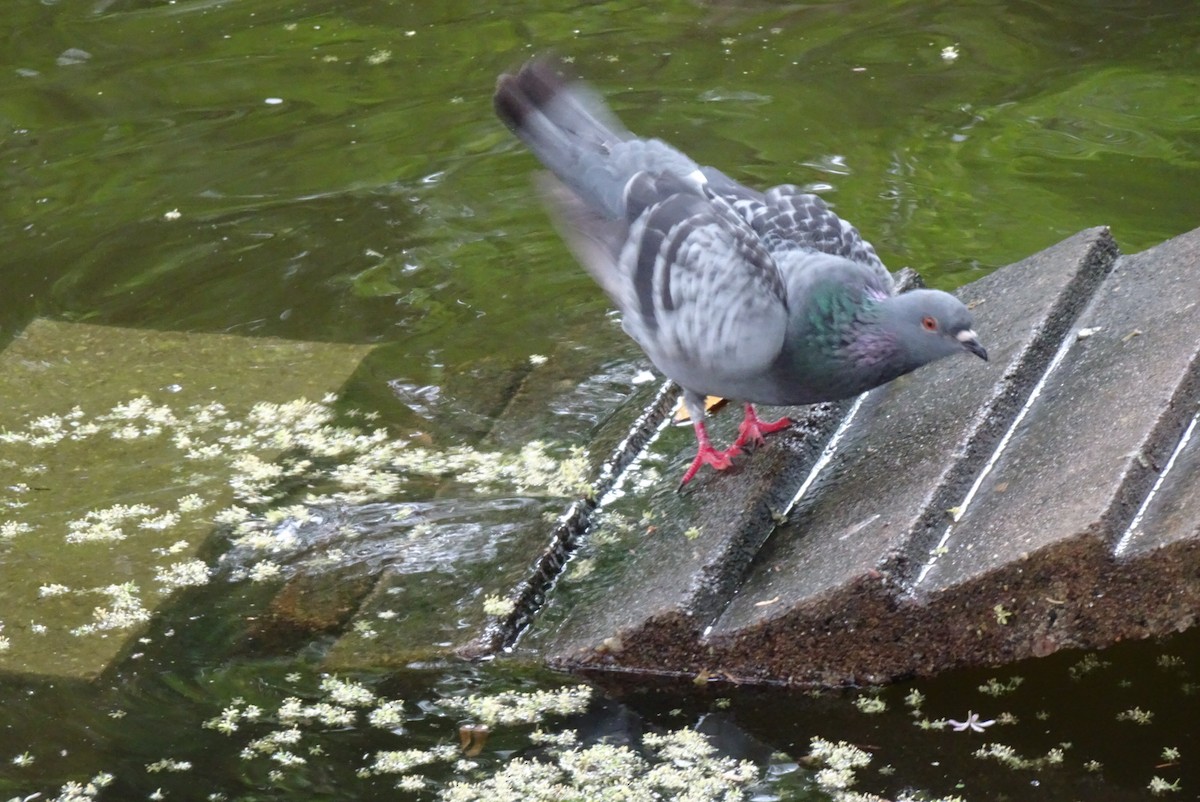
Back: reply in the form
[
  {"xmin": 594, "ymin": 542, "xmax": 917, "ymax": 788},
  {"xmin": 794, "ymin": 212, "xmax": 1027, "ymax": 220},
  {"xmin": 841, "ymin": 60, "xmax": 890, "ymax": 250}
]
[{"xmin": 957, "ymin": 329, "xmax": 988, "ymax": 361}]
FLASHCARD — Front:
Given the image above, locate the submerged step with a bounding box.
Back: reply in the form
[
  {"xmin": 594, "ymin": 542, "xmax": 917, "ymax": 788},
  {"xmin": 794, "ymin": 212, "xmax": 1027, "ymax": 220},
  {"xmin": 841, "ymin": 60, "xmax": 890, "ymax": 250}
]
[
  {"xmin": 512, "ymin": 226, "xmax": 1200, "ymax": 685},
  {"xmin": 321, "ymin": 322, "xmax": 659, "ymax": 669},
  {"xmin": 0, "ymin": 320, "xmax": 373, "ymax": 680}
]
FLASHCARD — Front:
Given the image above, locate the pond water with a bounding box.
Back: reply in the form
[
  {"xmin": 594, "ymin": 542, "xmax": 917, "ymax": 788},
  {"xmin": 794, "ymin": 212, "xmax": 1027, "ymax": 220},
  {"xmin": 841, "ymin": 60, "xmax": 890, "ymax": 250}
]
[{"xmin": 2, "ymin": 1, "xmax": 1200, "ymax": 800}]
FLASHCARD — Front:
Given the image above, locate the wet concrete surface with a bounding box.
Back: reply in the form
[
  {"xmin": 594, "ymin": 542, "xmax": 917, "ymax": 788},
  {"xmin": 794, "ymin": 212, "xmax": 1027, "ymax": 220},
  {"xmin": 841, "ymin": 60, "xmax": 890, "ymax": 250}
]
[{"xmin": 509, "ymin": 225, "xmax": 1200, "ymax": 685}]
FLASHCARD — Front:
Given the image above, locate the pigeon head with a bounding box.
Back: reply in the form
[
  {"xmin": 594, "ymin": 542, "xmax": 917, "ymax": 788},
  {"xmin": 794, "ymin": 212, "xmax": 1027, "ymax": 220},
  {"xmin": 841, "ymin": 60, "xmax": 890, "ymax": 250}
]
[{"xmin": 880, "ymin": 288, "xmax": 988, "ymax": 367}]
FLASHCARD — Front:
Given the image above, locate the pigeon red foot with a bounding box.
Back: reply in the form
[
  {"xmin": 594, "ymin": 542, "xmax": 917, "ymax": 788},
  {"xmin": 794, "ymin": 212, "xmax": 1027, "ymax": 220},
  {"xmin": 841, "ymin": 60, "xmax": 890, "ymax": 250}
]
[
  {"xmin": 679, "ymin": 419, "xmax": 740, "ymax": 487},
  {"xmin": 733, "ymin": 404, "xmax": 791, "ymax": 449},
  {"xmin": 679, "ymin": 404, "xmax": 791, "ymax": 488}
]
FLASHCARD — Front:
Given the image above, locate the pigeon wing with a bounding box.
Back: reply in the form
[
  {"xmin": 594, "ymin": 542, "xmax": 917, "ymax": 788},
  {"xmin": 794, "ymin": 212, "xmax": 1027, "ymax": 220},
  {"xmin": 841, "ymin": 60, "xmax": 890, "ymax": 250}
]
[
  {"xmin": 725, "ymin": 183, "xmax": 895, "ymax": 295},
  {"xmin": 541, "ymin": 171, "xmax": 790, "ymax": 391}
]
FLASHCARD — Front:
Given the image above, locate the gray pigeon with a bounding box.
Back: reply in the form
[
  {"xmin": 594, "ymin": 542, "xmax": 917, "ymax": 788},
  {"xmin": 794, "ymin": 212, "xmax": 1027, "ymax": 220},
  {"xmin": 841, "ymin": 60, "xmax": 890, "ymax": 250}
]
[{"xmin": 494, "ymin": 60, "xmax": 987, "ymax": 485}]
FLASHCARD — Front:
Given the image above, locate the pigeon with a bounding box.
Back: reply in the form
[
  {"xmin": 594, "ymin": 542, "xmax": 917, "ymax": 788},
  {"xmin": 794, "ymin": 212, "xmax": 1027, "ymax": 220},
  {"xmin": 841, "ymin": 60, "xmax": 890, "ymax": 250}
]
[{"xmin": 494, "ymin": 59, "xmax": 987, "ymax": 485}]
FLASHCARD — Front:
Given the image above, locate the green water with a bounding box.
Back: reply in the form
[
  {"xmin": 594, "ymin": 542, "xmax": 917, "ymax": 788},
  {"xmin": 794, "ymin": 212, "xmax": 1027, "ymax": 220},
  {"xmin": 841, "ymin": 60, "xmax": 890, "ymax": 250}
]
[{"xmin": 2, "ymin": 0, "xmax": 1200, "ymax": 800}]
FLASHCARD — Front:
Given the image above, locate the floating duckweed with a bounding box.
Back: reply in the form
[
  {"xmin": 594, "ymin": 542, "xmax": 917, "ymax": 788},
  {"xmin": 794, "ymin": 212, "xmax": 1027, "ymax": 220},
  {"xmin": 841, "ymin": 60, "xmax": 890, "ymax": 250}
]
[
  {"xmin": 154, "ymin": 559, "xmax": 212, "ymax": 589},
  {"xmin": 397, "ymin": 774, "xmax": 428, "ymax": 791},
  {"xmin": 201, "ymin": 700, "xmax": 261, "ymax": 735},
  {"xmin": 181, "ymin": 676, "xmax": 952, "ymax": 802},
  {"xmin": 69, "ymin": 583, "xmax": 150, "ymax": 636},
  {"xmin": 140, "ymin": 511, "xmax": 181, "ymax": 531},
  {"xmin": 808, "ymin": 737, "xmax": 871, "ymax": 791},
  {"xmin": 1149, "ymin": 776, "xmax": 1182, "ymax": 794},
  {"xmin": 351, "ymin": 621, "xmax": 379, "ymax": 639},
  {"xmin": 214, "ymin": 506, "xmax": 252, "ymax": 525},
  {"xmin": 177, "ymin": 493, "xmax": 207, "ymax": 512},
  {"xmin": 46, "ymin": 771, "xmax": 114, "ymax": 802},
  {"xmin": 442, "ymin": 686, "xmax": 593, "ymax": 727},
  {"xmin": 454, "ymin": 441, "xmax": 592, "ymax": 497},
  {"xmin": 853, "ymin": 695, "xmax": 887, "ymax": 714},
  {"xmin": 1116, "ymin": 707, "xmax": 1154, "ymax": 725},
  {"xmin": 243, "ymin": 727, "xmax": 304, "ymax": 758},
  {"xmin": 367, "ymin": 700, "xmax": 406, "ymax": 729},
  {"xmin": 361, "ymin": 744, "xmax": 459, "ymax": 776},
  {"xmin": 298, "ymin": 702, "xmax": 355, "ymax": 728},
  {"xmin": 270, "ymin": 750, "xmax": 307, "ymax": 767},
  {"xmin": 482, "ymin": 594, "xmax": 516, "ymax": 617},
  {"xmin": 1, "ymin": 393, "xmax": 598, "ymax": 647},
  {"xmin": 152, "ymin": 540, "xmax": 192, "ymax": 557},
  {"xmin": 65, "ymin": 503, "xmax": 159, "ymax": 544},
  {"xmin": 366, "ymin": 48, "xmax": 392, "ymax": 65},
  {"xmin": 441, "ymin": 729, "xmax": 758, "ymax": 802},
  {"xmin": 978, "ymin": 676, "xmax": 1024, "ymax": 696},
  {"xmin": 0, "ymin": 520, "xmax": 33, "ymax": 539},
  {"xmin": 203, "ymin": 708, "xmax": 242, "ymax": 735},
  {"xmin": 319, "ymin": 676, "xmax": 377, "ymax": 708},
  {"xmin": 243, "ymin": 560, "xmax": 282, "ymax": 582},
  {"xmin": 530, "ymin": 729, "xmax": 579, "ymax": 747},
  {"xmin": 972, "ymin": 742, "xmax": 1066, "ymax": 770},
  {"xmin": 1068, "ymin": 653, "xmax": 1111, "ymax": 680}
]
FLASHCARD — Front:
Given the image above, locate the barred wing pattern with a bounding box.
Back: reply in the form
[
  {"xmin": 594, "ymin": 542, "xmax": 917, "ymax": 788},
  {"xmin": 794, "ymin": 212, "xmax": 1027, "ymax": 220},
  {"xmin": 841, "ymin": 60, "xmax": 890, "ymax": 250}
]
[
  {"xmin": 727, "ymin": 185, "xmax": 892, "ymax": 291},
  {"xmin": 610, "ymin": 176, "xmax": 790, "ymax": 392}
]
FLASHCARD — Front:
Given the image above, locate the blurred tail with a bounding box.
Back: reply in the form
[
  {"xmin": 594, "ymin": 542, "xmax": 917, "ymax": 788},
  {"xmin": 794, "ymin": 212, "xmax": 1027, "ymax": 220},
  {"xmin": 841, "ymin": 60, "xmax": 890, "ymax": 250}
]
[
  {"xmin": 494, "ymin": 59, "xmax": 632, "ymax": 219},
  {"xmin": 495, "ymin": 59, "xmax": 701, "ymax": 221}
]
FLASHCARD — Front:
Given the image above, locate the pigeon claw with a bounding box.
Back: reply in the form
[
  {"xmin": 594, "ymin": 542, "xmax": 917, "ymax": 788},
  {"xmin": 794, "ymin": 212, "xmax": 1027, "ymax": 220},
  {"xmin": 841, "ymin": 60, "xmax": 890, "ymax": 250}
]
[
  {"xmin": 733, "ymin": 404, "xmax": 791, "ymax": 449},
  {"xmin": 679, "ymin": 442, "xmax": 740, "ymax": 488},
  {"xmin": 679, "ymin": 418, "xmax": 741, "ymax": 487}
]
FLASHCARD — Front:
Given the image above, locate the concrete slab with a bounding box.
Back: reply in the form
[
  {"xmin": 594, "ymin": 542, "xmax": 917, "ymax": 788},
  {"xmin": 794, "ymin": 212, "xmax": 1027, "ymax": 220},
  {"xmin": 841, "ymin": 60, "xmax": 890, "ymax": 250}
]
[
  {"xmin": 517, "ymin": 227, "xmax": 1200, "ymax": 685},
  {"xmin": 1119, "ymin": 410, "xmax": 1200, "ymax": 557},
  {"xmin": 920, "ymin": 226, "xmax": 1200, "ymax": 587},
  {"xmin": 0, "ymin": 319, "xmax": 372, "ymax": 680},
  {"xmin": 673, "ymin": 227, "xmax": 1198, "ymax": 683},
  {"xmin": 717, "ymin": 227, "xmax": 1118, "ymax": 621}
]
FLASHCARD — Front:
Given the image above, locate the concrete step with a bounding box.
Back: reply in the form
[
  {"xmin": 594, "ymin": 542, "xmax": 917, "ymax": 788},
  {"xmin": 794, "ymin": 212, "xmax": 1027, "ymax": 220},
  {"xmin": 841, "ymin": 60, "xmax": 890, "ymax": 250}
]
[
  {"xmin": 516, "ymin": 225, "xmax": 1200, "ymax": 685},
  {"xmin": 0, "ymin": 320, "xmax": 373, "ymax": 680}
]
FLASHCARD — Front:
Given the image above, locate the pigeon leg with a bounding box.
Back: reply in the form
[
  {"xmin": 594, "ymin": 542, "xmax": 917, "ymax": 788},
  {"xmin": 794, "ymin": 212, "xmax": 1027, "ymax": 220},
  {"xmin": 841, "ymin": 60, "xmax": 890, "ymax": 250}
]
[
  {"xmin": 679, "ymin": 418, "xmax": 738, "ymax": 486},
  {"xmin": 733, "ymin": 403, "xmax": 791, "ymax": 449}
]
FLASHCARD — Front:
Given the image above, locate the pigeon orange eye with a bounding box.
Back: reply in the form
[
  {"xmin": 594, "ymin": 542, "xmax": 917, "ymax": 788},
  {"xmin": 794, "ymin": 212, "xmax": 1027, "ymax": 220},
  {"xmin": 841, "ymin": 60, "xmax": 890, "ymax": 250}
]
[{"xmin": 922, "ymin": 316, "xmax": 938, "ymax": 331}]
